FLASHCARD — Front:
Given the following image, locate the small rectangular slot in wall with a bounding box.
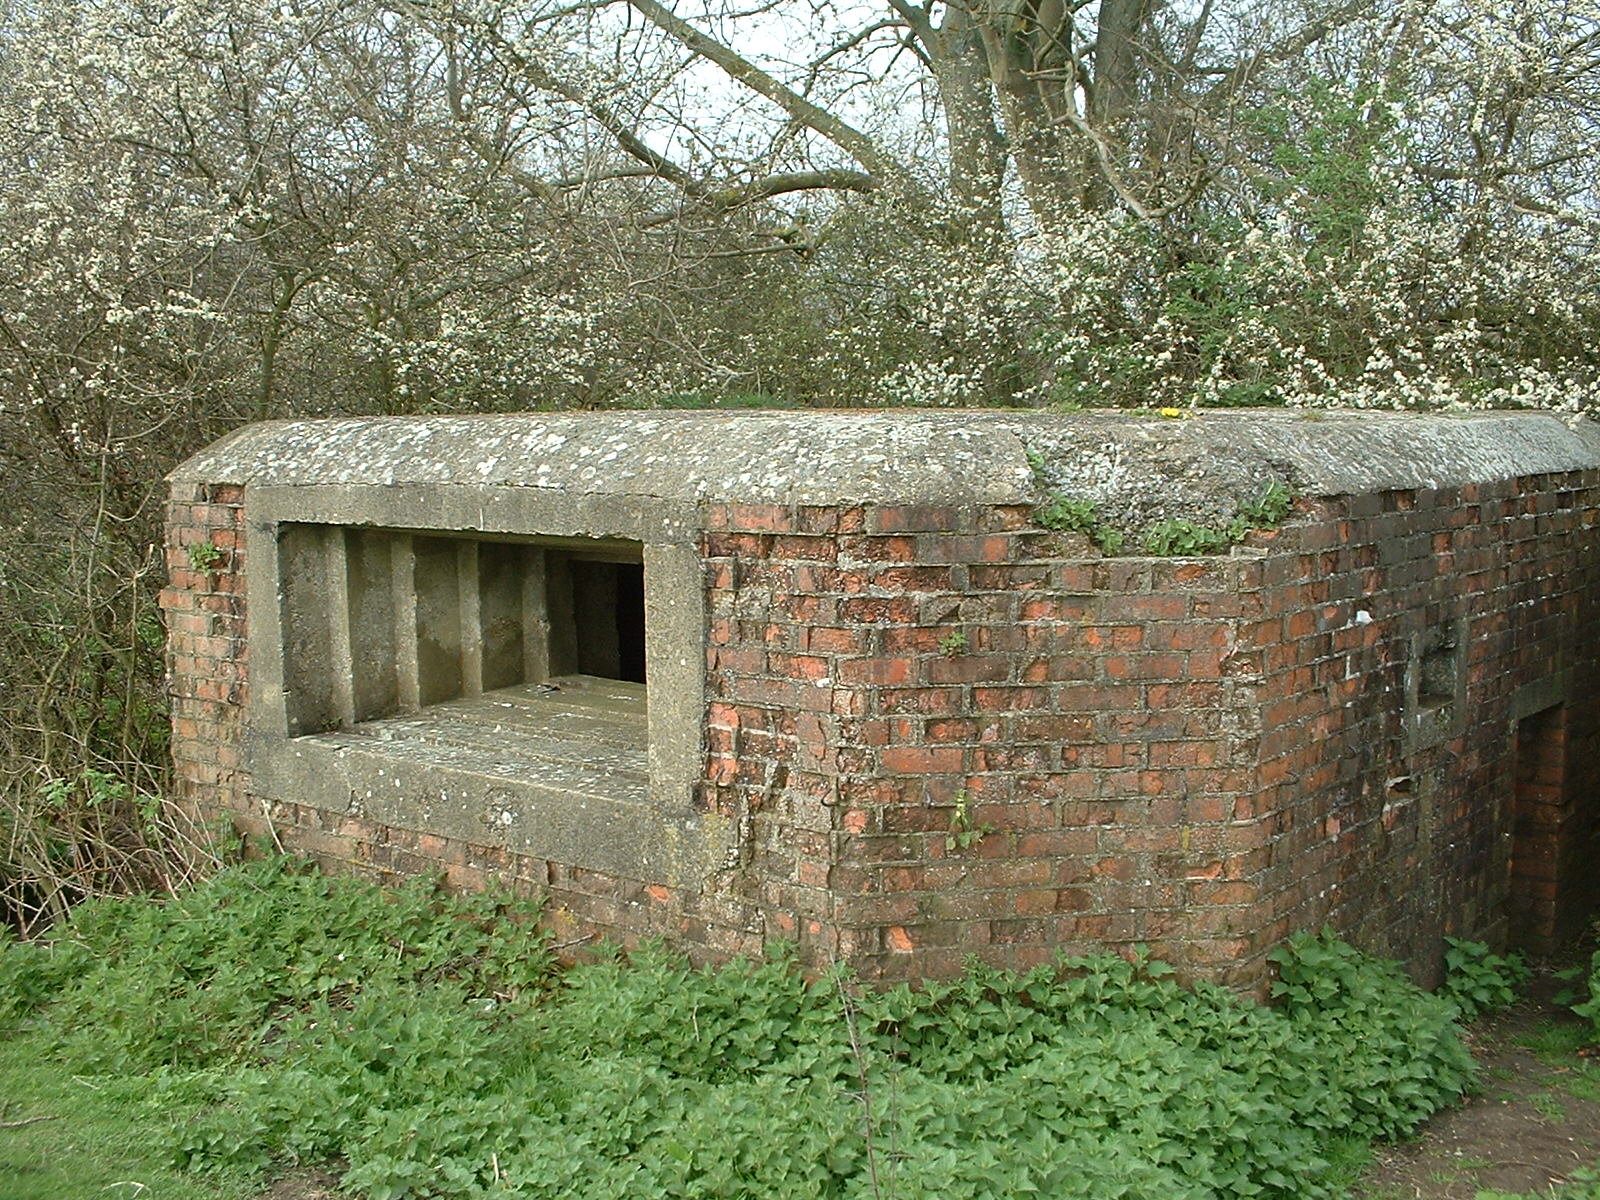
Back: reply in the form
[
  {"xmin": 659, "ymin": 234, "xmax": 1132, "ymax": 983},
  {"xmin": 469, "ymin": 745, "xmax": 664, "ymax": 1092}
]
[
  {"xmin": 1417, "ymin": 626, "xmax": 1460, "ymax": 709},
  {"xmin": 569, "ymin": 558, "xmax": 647, "ymax": 684},
  {"xmin": 1404, "ymin": 613, "xmax": 1468, "ymax": 752}
]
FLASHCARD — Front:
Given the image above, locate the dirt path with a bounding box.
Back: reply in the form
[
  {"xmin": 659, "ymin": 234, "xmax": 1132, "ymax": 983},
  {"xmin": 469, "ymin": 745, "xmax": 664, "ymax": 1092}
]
[{"xmin": 1358, "ymin": 970, "xmax": 1600, "ymax": 1199}]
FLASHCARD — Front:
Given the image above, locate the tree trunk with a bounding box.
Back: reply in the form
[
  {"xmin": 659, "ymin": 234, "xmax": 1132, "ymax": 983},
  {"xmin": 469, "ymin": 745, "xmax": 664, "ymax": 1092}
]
[{"xmin": 928, "ymin": 6, "xmax": 1007, "ymax": 235}]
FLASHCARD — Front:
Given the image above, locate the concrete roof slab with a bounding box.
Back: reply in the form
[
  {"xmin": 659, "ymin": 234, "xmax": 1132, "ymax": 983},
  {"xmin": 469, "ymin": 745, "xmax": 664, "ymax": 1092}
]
[{"xmin": 173, "ymin": 410, "xmax": 1600, "ymax": 520}]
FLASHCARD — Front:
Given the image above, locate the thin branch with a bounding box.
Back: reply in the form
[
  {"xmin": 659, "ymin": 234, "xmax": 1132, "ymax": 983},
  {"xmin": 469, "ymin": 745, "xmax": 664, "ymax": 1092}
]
[
  {"xmin": 398, "ymin": 0, "xmax": 700, "ymax": 194},
  {"xmin": 639, "ymin": 167, "xmax": 876, "ymax": 226},
  {"xmin": 884, "ymin": 0, "xmax": 934, "ymax": 45},
  {"xmin": 1054, "ymin": 104, "xmax": 1208, "ymax": 220},
  {"xmin": 1207, "ymin": 0, "xmax": 1382, "ymax": 103},
  {"xmin": 0, "ymin": 1114, "xmax": 61, "ymax": 1130},
  {"xmin": 548, "ymin": 164, "xmax": 674, "ymax": 189},
  {"xmin": 1179, "ymin": 0, "xmax": 1213, "ymax": 74},
  {"xmin": 1494, "ymin": 192, "xmax": 1600, "ymax": 232},
  {"xmin": 807, "ymin": 18, "xmax": 905, "ymax": 85},
  {"xmin": 626, "ymin": 0, "xmax": 905, "ymax": 182}
]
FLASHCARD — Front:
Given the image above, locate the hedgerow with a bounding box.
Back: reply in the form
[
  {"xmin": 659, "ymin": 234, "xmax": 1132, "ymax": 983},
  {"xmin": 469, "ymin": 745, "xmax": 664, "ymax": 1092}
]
[{"xmin": 1, "ymin": 860, "xmax": 1484, "ymax": 1199}]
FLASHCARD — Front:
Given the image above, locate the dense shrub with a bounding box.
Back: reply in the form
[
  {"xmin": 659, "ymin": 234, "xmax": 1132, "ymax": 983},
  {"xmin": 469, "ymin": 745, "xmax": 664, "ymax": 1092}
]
[{"xmin": 3, "ymin": 857, "xmax": 553, "ymax": 1072}]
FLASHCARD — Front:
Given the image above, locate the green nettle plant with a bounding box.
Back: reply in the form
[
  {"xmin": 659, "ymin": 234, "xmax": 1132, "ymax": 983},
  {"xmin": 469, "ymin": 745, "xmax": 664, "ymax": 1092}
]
[
  {"xmin": 1559, "ymin": 945, "xmax": 1600, "ymax": 1042},
  {"xmin": 0, "ymin": 862, "xmax": 1491, "ymax": 1200},
  {"xmin": 1437, "ymin": 937, "xmax": 1530, "ymax": 1021}
]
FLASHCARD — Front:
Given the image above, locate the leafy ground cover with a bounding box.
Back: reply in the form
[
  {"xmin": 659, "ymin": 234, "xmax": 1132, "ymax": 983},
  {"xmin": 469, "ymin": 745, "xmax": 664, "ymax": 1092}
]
[{"xmin": 0, "ymin": 858, "xmax": 1550, "ymax": 1200}]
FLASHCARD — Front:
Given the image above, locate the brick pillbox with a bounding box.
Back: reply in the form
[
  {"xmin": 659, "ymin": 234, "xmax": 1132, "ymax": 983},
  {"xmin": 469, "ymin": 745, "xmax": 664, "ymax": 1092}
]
[{"xmin": 162, "ymin": 410, "xmax": 1600, "ymax": 993}]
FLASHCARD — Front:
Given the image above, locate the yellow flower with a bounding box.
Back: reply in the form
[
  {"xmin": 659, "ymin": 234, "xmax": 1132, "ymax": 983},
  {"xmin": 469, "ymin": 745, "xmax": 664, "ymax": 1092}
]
[{"xmin": 1158, "ymin": 407, "xmax": 1187, "ymax": 419}]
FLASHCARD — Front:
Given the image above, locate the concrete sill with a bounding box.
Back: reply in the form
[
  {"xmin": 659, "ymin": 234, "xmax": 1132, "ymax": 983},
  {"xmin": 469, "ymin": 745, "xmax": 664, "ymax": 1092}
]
[
  {"xmin": 248, "ymin": 676, "xmax": 660, "ymax": 876},
  {"xmin": 305, "ymin": 675, "xmax": 649, "ymax": 803}
]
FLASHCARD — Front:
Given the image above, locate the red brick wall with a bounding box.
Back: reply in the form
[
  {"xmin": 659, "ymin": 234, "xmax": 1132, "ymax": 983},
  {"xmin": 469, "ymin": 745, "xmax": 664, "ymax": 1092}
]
[
  {"xmin": 1235, "ymin": 479, "xmax": 1600, "ymax": 984},
  {"xmin": 164, "ymin": 473, "xmax": 1600, "ymax": 992},
  {"xmin": 159, "ymin": 482, "xmax": 248, "ymax": 823},
  {"xmin": 695, "ymin": 501, "xmax": 1277, "ymax": 985}
]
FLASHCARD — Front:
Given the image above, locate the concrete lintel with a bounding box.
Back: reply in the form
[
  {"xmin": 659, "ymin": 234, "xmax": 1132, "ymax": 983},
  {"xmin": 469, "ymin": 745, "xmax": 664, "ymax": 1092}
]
[{"xmin": 246, "ymin": 483, "xmax": 699, "ymax": 545}]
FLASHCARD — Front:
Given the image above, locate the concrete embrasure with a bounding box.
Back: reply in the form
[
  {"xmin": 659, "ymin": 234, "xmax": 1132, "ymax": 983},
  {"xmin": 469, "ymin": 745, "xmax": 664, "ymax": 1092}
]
[{"xmin": 318, "ymin": 681, "xmax": 649, "ymax": 787}]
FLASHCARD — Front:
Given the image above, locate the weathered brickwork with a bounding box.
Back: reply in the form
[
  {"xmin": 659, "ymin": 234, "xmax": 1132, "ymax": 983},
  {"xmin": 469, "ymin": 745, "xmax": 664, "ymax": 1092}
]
[
  {"xmin": 162, "ymin": 413, "xmax": 1600, "ymax": 994},
  {"xmin": 694, "ymin": 502, "xmax": 1268, "ymax": 983},
  {"xmin": 678, "ymin": 483, "xmax": 1600, "ymax": 989}
]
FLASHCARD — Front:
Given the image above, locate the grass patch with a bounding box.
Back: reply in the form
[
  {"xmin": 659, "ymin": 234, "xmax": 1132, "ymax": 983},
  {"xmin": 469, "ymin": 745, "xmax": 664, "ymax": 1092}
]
[
  {"xmin": 0, "ymin": 1032, "xmax": 250, "ymax": 1200},
  {"xmin": 1519, "ymin": 1020, "xmax": 1592, "ymax": 1063},
  {"xmin": 2, "ymin": 863, "xmax": 1489, "ymax": 1200},
  {"xmin": 1563, "ymin": 1066, "xmax": 1600, "ymax": 1103},
  {"xmin": 1530, "ymin": 1092, "xmax": 1570, "ymax": 1123},
  {"xmin": 1476, "ymin": 1163, "xmax": 1600, "ymax": 1199},
  {"xmin": 1513, "ymin": 1021, "xmax": 1600, "ymax": 1103}
]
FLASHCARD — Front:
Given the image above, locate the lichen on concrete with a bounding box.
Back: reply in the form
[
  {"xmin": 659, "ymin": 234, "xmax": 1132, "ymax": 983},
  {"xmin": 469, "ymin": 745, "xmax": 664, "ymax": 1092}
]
[{"xmin": 1020, "ymin": 410, "xmax": 1600, "ymax": 540}]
